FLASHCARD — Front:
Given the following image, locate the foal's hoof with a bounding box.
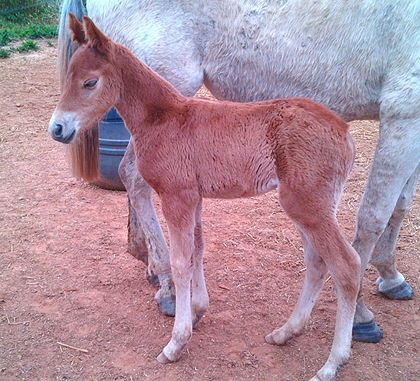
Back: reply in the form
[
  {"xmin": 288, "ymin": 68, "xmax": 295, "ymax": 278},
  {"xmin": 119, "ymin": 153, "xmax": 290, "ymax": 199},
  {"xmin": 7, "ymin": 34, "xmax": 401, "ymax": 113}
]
[
  {"xmin": 157, "ymin": 352, "xmax": 172, "ymax": 364},
  {"xmin": 157, "ymin": 296, "xmax": 176, "ymax": 317},
  {"xmin": 379, "ymin": 281, "xmax": 414, "ymax": 300},
  {"xmin": 352, "ymin": 320, "xmax": 383, "ymax": 343},
  {"xmin": 309, "ymin": 375, "xmax": 323, "ymax": 381},
  {"xmin": 265, "ymin": 332, "xmax": 288, "ymax": 346},
  {"xmin": 265, "ymin": 333, "xmax": 276, "ymax": 345}
]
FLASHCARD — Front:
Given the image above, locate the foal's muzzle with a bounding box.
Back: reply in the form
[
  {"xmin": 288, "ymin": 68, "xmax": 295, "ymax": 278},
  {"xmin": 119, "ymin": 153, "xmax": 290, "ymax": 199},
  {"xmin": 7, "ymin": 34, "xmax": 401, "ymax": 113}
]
[
  {"xmin": 50, "ymin": 122, "xmax": 76, "ymax": 144},
  {"xmin": 49, "ymin": 111, "xmax": 79, "ymax": 144}
]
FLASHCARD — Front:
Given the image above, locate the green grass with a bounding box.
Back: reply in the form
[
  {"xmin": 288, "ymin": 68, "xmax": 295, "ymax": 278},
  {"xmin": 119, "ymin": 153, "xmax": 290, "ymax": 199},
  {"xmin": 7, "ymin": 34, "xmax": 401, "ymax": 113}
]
[
  {"xmin": 0, "ymin": 29, "xmax": 11, "ymax": 46},
  {"xmin": 0, "ymin": 47, "xmax": 11, "ymax": 58},
  {"xmin": 17, "ymin": 39, "xmax": 39, "ymax": 52},
  {"xmin": 0, "ymin": 2, "xmax": 59, "ymax": 57},
  {"xmin": 0, "ymin": 24, "xmax": 57, "ymax": 43},
  {"xmin": 0, "ymin": 2, "xmax": 59, "ymax": 27},
  {"xmin": 0, "ymin": 24, "xmax": 58, "ymax": 47}
]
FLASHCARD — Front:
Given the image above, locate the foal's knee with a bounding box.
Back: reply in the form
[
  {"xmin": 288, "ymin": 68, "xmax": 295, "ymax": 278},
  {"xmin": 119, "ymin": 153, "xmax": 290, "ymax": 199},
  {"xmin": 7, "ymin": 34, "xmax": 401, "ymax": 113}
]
[{"xmin": 334, "ymin": 248, "xmax": 361, "ymax": 298}]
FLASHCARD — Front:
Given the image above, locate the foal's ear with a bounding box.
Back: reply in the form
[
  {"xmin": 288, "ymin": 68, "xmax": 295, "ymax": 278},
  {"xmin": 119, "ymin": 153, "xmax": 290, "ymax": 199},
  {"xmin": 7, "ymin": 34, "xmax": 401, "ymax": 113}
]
[
  {"xmin": 82, "ymin": 16, "xmax": 112, "ymax": 54},
  {"xmin": 68, "ymin": 12, "xmax": 86, "ymax": 45}
]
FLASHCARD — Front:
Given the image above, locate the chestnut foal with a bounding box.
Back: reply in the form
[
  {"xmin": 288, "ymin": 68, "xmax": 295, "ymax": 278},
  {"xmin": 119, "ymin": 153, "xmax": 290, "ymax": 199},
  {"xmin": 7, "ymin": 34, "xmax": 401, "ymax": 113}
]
[{"xmin": 49, "ymin": 14, "xmax": 360, "ymax": 381}]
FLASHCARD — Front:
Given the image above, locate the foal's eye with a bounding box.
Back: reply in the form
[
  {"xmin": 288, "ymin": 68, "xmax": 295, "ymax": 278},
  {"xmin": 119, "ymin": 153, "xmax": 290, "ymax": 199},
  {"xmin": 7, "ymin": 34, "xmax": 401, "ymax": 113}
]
[{"xmin": 84, "ymin": 79, "xmax": 98, "ymax": 89}]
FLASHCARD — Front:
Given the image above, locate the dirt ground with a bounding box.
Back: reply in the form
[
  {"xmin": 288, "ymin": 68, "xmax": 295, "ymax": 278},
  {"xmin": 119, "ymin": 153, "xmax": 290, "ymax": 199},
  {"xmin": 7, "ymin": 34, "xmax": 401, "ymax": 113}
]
[{"xmin": 0, "ymin": 41, "xmax": 419, "ymax": 381}]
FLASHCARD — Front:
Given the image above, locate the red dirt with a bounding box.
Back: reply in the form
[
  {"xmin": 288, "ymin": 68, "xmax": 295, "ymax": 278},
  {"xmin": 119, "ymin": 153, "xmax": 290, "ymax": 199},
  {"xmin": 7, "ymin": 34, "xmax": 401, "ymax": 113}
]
[{"xmin": 0, "ymin": 41, "xmax": 419, "ymax": 380}]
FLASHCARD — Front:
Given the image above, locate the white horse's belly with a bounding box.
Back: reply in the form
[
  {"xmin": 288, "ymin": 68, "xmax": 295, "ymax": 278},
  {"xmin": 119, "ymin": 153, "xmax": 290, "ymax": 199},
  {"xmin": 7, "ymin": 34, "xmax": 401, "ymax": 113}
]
[
  {"xmin": 203, "ymin": 0, "xmax": 389, "ymax": 121},
  {"xmin": 86, "ymin": 0, "xmax": 418, "ymax": 122},
  {"xmin": 204, "ymin": 65, "xmax": 381, "ymax": 122}
]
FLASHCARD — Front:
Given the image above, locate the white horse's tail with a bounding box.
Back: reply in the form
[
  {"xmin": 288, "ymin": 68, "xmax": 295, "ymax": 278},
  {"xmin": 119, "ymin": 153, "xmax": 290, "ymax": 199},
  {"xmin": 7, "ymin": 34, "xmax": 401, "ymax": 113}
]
[
  {"xmin": 58, "ymin": 0, "xmax": 100, "ymax": 182},
  {"xmin": 58, "ymin": 0, "xmax": 85, "ymax": 91}
]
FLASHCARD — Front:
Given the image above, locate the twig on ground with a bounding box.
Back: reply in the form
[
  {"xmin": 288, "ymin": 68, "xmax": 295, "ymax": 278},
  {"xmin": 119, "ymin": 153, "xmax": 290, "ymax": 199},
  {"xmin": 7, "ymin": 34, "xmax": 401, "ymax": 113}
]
[
  {"xmin": 4, "ymin": 314, "xmax": 30, "ymax": 325},
  {"xmin": 57, "ymin": 341, "xmax": 88, "ymax": 353}
]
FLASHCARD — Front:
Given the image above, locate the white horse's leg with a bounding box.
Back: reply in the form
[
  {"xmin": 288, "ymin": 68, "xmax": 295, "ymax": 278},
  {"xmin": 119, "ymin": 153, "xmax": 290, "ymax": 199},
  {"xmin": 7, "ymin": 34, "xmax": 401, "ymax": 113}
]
[
  {"xmin": 370, "ymin": 163, "xmax": 420, "ymax": 299},
  {"xmin": 119, "ymin": 140, "xmax": 175, "ymax": 315},
  {"xmin": 352, "ymin": 113, "xmax": 420, "ymax": 342},
  {"xmin": 191, "ymin": 200, "xmax": 209, "ymax": 327},
  {"xmin": 265, "ymin": 229, "xmax": 327, "ymax": 345},
  {"xmin": 157, "ymin": 193, "xmax": 199, "ymax": 363}
]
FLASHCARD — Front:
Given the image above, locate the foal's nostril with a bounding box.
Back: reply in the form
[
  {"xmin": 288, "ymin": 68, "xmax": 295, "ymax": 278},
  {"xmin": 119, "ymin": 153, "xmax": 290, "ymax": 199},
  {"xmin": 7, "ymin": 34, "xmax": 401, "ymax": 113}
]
[{"xmin": 54, "ymin": 123, "xmax": 63, "ymax": 138}]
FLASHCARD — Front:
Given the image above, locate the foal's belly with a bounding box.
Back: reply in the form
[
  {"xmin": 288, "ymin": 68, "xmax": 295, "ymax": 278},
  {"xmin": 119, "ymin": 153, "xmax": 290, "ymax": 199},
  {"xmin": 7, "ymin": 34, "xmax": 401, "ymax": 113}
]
[{"xmin": 201, "ymin": 175, "xmax": 279, "ymax": 199}]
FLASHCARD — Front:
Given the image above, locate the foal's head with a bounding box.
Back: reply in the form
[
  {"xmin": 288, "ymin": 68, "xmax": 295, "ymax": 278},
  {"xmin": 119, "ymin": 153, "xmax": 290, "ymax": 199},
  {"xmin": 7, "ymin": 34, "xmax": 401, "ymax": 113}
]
[{"xmin": 49, "ymin": 14, "xmax": 121, "ymax": 143}]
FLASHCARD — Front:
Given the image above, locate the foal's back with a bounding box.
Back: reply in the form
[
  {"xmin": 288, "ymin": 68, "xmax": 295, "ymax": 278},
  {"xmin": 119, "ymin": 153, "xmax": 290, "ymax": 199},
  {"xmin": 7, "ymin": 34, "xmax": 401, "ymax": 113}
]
[{"xmin": 135, "ymin": 97, "xmax": 353, "ymax": 201}]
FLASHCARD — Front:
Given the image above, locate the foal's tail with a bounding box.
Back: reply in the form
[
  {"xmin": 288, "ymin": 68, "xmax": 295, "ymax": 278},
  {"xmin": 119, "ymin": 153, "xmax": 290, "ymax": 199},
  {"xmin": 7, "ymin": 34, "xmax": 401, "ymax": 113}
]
[{"xmin": 58, "ymin": 0, "xmax": 100, "ymax": 181}]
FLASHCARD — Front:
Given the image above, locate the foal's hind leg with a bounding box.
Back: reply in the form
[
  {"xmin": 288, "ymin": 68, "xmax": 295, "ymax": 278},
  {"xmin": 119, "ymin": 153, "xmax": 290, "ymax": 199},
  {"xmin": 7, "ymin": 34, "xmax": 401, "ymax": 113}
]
[
  {"xmin": 370, "ymin": 163, "xmax": 420, "ymax": 300},
  {"xmin": 191, "ymin": 200, "xmax": 209, "ymax": 327},
  {"xmin": 275, "ymin": 190, "xmax": 360, "ymax": 381},
  {"xmin": 266, "ymin": 229, "xmax": 327, "ymax": 345},
  {"xmin": 119, "ymin": 140, "xmax": 175, "ymax": 316},
  {"xmin": 308, "ymin": 230, "xmax": 360, "ymax": 381}
]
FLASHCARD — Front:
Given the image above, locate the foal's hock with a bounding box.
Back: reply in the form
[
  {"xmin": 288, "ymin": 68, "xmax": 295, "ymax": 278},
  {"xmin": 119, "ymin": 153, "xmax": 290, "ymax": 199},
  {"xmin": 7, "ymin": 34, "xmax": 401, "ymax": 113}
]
[{"xmin": 49, "ymin": 14, "xmax": 360, "ymax": 381}]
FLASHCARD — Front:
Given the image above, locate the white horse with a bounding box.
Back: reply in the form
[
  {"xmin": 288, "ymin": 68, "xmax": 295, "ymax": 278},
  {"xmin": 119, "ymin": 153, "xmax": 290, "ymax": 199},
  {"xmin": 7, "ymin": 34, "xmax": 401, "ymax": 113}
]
[{"xmin": 58, "ymin": 0, "xmax": 420, "ymax": 343}]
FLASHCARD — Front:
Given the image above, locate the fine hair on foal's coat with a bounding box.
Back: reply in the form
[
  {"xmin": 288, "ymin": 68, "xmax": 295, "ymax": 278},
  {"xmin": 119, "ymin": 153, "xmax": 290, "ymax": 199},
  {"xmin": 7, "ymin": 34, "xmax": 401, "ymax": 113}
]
[{"xmin": 49, "ymin": 14, "xmax": 361, "ymax": 381}]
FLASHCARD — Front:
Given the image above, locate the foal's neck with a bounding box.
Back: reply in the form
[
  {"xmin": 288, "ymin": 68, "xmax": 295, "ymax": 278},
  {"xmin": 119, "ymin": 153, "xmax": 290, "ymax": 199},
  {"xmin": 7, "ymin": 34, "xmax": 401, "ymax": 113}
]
[{"xmin": 114, "ymin": 45, "xmax": 185, "ymax": 132}]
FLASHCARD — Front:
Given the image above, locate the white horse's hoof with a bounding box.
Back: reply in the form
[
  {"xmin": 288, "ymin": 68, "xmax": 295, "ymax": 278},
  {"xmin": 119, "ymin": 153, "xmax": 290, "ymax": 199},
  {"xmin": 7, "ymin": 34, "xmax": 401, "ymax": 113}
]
[
  {"xmin": 157, "ymin": 296, "xmax": 176, "ymax": 316},
  {"xmin": 352, "ymin": 319, "xmax": 383, "ymax": 343},
  {"xmin": 379, "ymin": 281, "xmax": 414, "ymax": 300}
]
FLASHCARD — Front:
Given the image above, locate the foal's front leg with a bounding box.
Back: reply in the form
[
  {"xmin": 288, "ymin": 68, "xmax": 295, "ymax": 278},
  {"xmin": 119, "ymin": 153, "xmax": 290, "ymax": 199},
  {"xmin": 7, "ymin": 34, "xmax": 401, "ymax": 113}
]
[{"xmin": 157, "ymin": 194, "xmax": 199, "ymax": 363}]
